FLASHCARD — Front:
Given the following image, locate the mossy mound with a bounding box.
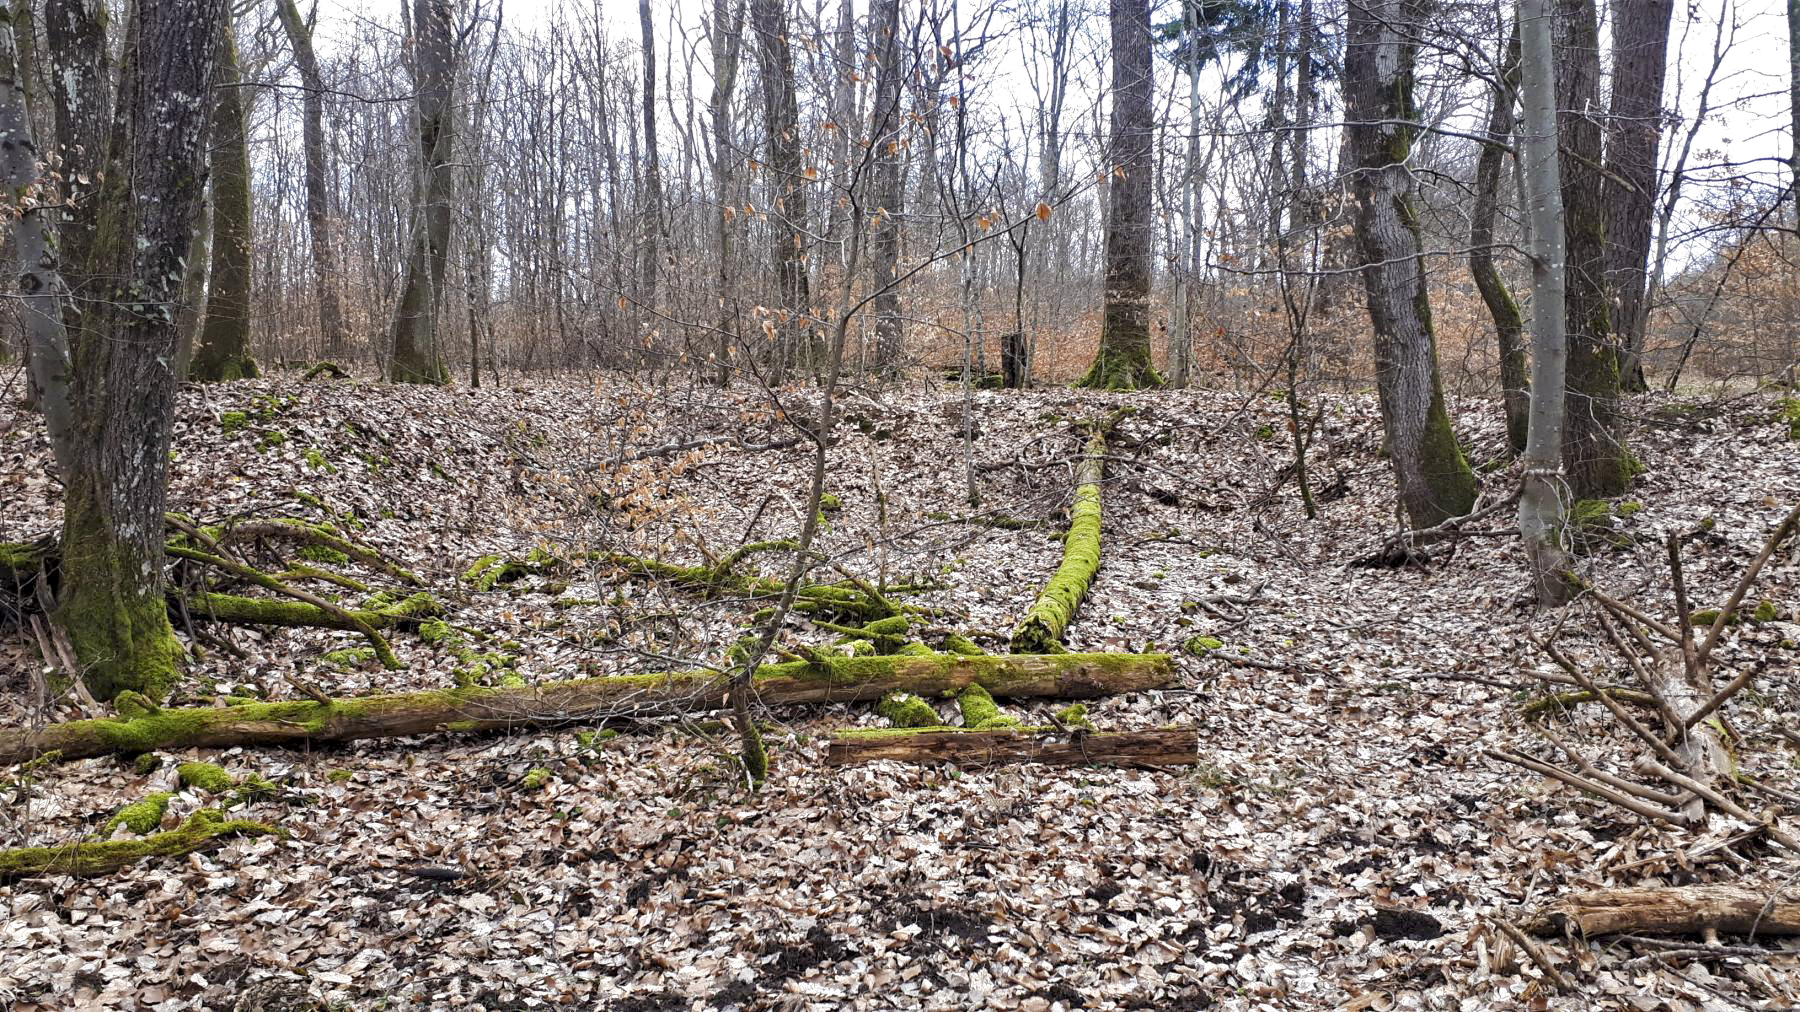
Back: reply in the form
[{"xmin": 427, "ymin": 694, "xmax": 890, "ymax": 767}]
[
  {"xmin": 106, "ymin": 792, "xmax": 173, "ymax": 835},
  {"xmin": 176, "ymin": 762, "xmax": 235, "ymax": 794}
]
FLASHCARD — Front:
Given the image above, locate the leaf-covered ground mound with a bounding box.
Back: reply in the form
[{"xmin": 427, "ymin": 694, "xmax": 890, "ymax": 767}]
[{"xmin": 1, "ymin": 374, "xmax": 1797, "ymax": 1009}]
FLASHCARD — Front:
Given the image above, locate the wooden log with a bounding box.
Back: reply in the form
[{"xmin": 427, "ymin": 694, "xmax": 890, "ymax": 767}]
[
  {"xmin": 0, "ymin": 652, "xmax": 1173, "ymax": 765},
  {"xmin": 825, "ymin": 726, "xmax": 1199, "ymax": 768},
  {"xmin": 1524, "ymin": 886, "xmax": 1800, "ymax": 937},
  {"xmin": 1010, "ymin": 426, "xmax": 1109, "ymax": 653},
  {"xmin": 0, "ymin": 809, "xmax": 279, "ymax": 880}
]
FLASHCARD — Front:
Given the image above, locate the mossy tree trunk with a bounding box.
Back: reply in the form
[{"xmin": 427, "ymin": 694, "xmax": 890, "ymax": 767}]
[
  {"xmin": 1077, "ymin": 0, "xmax": 1161, "ymax": 390},
  {"xmin": 52, "ymin": 0, "xmax": 221, "ymax": 701},
  {"xmin": 188, "ymin": 13, "xmax": 258, "ymax": 383},
  {"xmin": 1470, "ymin": 25, "xmax": 1529, "ymax": 456},
  {"xmin": 386, "ymin": 0, "xmax": 456, "ymax": 385},
  {"xmin": 275, "ymin": 0, "xmax": 347, "ymax": 359},
  {"xmin": 0, "ymin": 652, "xmax": 1176, "ymax": 764},
  {"xmin": 825, "ymin": 727, "xmax": 1200, "ymax": 768},
  {"xmin": 1011, "ymin": 425, "xmax": 1108, "ymax": 652},
  {"xmin": 1342, "ymin": 0, "xmax": 1478, "ymax": 528},
  {"xmin": 1557, "ymin": 0, "xmax": 1631, "ymax": 497}
]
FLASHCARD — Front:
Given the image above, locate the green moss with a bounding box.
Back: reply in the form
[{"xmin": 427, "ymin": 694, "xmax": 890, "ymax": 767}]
[
  {"xmin": 418, "ymin": 619, "xmax": 458, "ymax": 646},
  {"xmin": 260, "ymin": 430, "xmax": 288, "ymax": 450},
  {"xmin": 462, "ymin": 554, "xmax": 529, "ymax": 591},
  {"xmin": 220, "ymin": 410, "xmax": 249, "ymax": 435},
  {"xmin": 297, "ymin": 544, "xmax": 350, "ymax": 566},
  {"xmin": 1753, "ymin": 599, "xmax": 1780, "ymax": 623},
  {"xmin": 1184, "ymin": 635, "xmax": 1224, "ymax": 655},
  {"xmin": 0, "ymin": 809, "xmax": 280, "ymax": 878},
  {"xmin": 1689, "ymin": 608, "xmax": 1727, "ymax": 627},
  {"xmin": 106, "ymin": 792, "xmax": 173, "ymax": 835},
  {"xmin": 958, "ymin": 683, "xmax": 1002, "ymax": 727},
  {"xmin": 1010, "ymin": 437, "xmax": 1105, "ymax": 653},
  {"xmin": 326, "ymin": 769, "xmax": 354, "ymax": 784},
  {"xmin": 176, "ymin": 762, "xmax": 235, "ymax": 794},
  {"xmin": 133, "ymin": 752, "xmax": 162, "ymax": 775},
  {"xmin": 520, "ymin": 767, "xmax": 553, "ymax": 790},
  {"xmin": 324, "ymin": 646, "xmax": 378, "ymax": 667},
  {"xmin": 1053, "ymin": 703, "xmax": 1094, "ymax": 730},
  {"xmin": 819, "ymin": 493, "xmax": 843, "ymax": 512},
  {"xmin": 940, "ymin": 633, "xmax": 985, "ymax": 656},
  {"xmin": 877, "ymin": 692, "xmax": 942, "ymax": 728},
  {"xmin": 1779, "ymin": 398, "xmax": 1800, "ymax": 439},
  {"xmin": 739, "ymin": 724, "xmax": 769, "ymax": 786}
]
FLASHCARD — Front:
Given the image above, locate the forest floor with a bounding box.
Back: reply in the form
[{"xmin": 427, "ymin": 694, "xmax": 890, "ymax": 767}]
[{"xmin": 1, "ymin": 371, "xmax": 1798, "ymax": 1011}]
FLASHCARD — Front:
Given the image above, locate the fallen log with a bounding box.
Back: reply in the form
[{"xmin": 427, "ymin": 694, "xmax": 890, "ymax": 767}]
[
  {"xmin": 825, "ymin": 726, "xmax": 1199, "ymax": 768},
  {"xmin": 0, "ymin": 651, "xmax": 1173, "ymax": 764},
  {"xmin": 1011, "ymin": 421, "xmax": 1113, "ymax": 653},
  {"xmin": 0, "ymin": 809, "xmax": 280, "ymax": 880},
  {"xmin": 1524, "ymin": 885, "xmax": 1800, "ymax": 938}
]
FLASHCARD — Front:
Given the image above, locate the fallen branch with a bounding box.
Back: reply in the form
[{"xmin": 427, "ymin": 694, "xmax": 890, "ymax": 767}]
[
  {"xmin": 1011, "ymin": 416, "xmax": 1123, "ymax": 653},
  {"xmin": 825, "ymin": 726, "xmax": 1199, "ymax": 768},
  {"xmin": 0, "ymin": 651, "xmax": 1174, "ymax": 764},
  {"xmin": 1524, "ymin": 886, "xmax": 1800, "ymax": 938},
  {"xmin": 0, "ymin": 809, "xmax": 280, "ymax": 880}
]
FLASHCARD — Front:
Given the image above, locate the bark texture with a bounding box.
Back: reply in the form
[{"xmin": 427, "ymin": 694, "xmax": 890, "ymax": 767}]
[
  {"xmin": 750, "ymin": 0, "xmax": 814, "ymax": 375},
  {"xmin": 42, "ymin": 0, "xmax": 112, "ymax": 287},
  {"xmin": 1342, "ymin": 0, "xmax": 1477, "ymax": 527},
  {"xmin": 1556, "ymin": 0, "xmax": 1630, "ymax": 497},
  {"xmin": 1525, "ymin": 886, "xmax": 1800, "ymax": 937},
  {"xmin": 53, "ymin": 0, "xmax": 222, "ymax": 701},
  {"xmin": 0, "ymin": 652, "xmax": 1177, "ymax": 764},
  {"xmin": 1470, "ymin": 26, "xmax": 1528, "ymax": 455},
  {"xmin": 868, "ymin": 0, "xmax": 905, "ymax": 371},
  {"xmin": 189, "ymin": 14, "xmax": 258, "ymax": 382},
  {"xmin": 1077, "ymin": 0, "xmax": 1160, "ymax": 389},
  {"xmin": 275, "ymin": 0, "xmax": 347, "ymax": 358},
  {"xmin": 1604, "ymin": 0, "xmax": 1675, "ymax": 391},
  {"xmin": 708, "ymin": 0, "xmax": 745, "ymax": 383},
  {"xmin": 826, "ymin": 727, "xmax": 1200, "ymax": 768},
  {"xmin": 387, "ymin": 0, "xmax": 456, "ymax": 385}
]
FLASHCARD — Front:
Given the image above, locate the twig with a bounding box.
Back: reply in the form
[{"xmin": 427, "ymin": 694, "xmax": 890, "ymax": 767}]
[
  {"xmin": 1495, "ymin": 918, "xmax": 1575, "ymax": 993},
  {"xmin": 1488, "ymin": 747, "xmax": 1693, "ymax": 826},
  {"xmin": 1696, "ymin": 499, "xmax": 1800, "ymax": 669}
]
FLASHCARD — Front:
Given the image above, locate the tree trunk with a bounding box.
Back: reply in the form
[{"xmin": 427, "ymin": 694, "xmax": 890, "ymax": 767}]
[
  {"xmin": 1517, "ymin": 0, "xmax": 1575, "ymax": 604},
  {"xmin": 1342, "ymin": 0, "xmax": 1477, "ymax": 528},
  {"xmin": 1557, "ymin": 0, "xmax": 1630, "ymax": 497},
  {"xmin": 1077, "ymin": 0, "xmax": 1160, "ymax": 390},
  {"xmin": 1525, "ymin": 886, "xmax": 1800, "ymax": 937},
  {"xmin": 52, "ymin": 0, "xmax": 221, "ymax": 701},
  {"xmin": 1, "ymin": 809, "xmax": 278, "ymax": 881},
  {"xmin": 826, "ymin": 727, "xmax": 1200, "ymax": 768},
  {"xmin": 750, "ymin": 0, "xmax": 813, "ymax": 377},
  {"xmin": 638, "ymin": 0, "xmax": 662, "ymax": 317},
  {"xmin": 1605, "ymin": 0, "xmax": 1675, "ymax": 391},
  {"xmin": 0, "ymin": 652, "xmax": 1177, "ymax": 765},
  {"xmin": 708, "ymin": 0, "xmax": 745, "ymax": 384},
  {"xmin": 387, "ymin": 0, "xmax": 456, "ymax": 385},
  {"xmin": 1791, "ymin": 0, "xmax": 1799, "ymax": 222},
  {"xmin": 42, "ymin": 0, "xmax": 112, "ymax": 292},
  {"xmin": 275, "ymin": 0, "xmax": 347, "ymax": 359},
  {"xmin": 188, "ymin": 14, "xmax": 258, "ymax": 382},
  {"xmin": 1471, "ymin": 25, "xmax": 1529, "ymax": 455},
  {"xmin": 868, "ymin": 0, "xmax": 905, "ymax": 372}
]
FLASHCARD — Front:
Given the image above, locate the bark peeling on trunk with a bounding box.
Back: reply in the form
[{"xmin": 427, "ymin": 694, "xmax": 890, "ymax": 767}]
[{"xmin": 1342, "ymin": 0, "xmax": 1477, "ymax": 528}]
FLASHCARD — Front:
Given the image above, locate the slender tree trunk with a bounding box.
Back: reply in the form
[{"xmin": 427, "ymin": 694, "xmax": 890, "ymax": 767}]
[
  {"xmin": 189, "ymin": 14, "xmax": 258, "ymax": 382},
  {"xmin": 53, "ymin": 0, "xmax": 222, "ymax": 700},
  {"xmin": 709, "ymin": 0, "xmax": 745, "ymax": 385},
  {"xmin": 387, "ymin": 0, "xmax": 457, "ymax": 385},
  {"xmin": 638, "ymin": 0, "xmax": 661, "ymax": 316},
  {"xmin": 1471, "ymin": 24, "xmax": 1529, "ymax": 454},
  {"xmin": 1791, "ymin": 0, "xmax": 1799, "ymax": 219},
  {"xmin": 869, "ymin": 0, "xmax": 905, "ymax": 372},
  {"xmin": 1605, "ymin": 0, "xmax": 1675, "ymax": 391},
  {"xmin": 1168, "ymin": 0, "xmax": 1199, "ymax": 390},
  {"xmin": 1518, "ymin": 0, "xmax": 1574, "ymax": 603},
  {"xmin": 276, "ymin": 0, "xmax": 347, "ymax": 360},
  {"xmin": 1557, "ymin": 0, "xmax": 1630, "ymax": 496},
  {"xmin": 1343, "ymin": 0, "xmax": 1478, "ymax": 528},
  {"xmin": 750, "ymin": 0, "xmax": 812, "ymax": 377},
  {"xmin": 1077, "ymin": 0, "xmax": 1160, "ymax": 390}
]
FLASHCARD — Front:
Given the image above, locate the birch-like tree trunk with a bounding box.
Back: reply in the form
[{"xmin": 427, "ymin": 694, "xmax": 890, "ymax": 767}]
[
  {"xmin": 276, "ymin": 0, "xmax": 348, "ymax": 359},
  {"xmin": 387, "ymin": 0, "xmax": 457, "ymax": 385},
  {"xmin": 1517, "ymin": 0, "xmax": 1574, "ymax": 603},
  {"xmin": 1342, "ymin": 0, "xmax": 1478, "ymax": 528},
  {"xmin": 52, "ymin": 0, "xmax": 222, "ymax": 699},
  {"xmin": 1077, "ymin": 0, "xmax": 1160, "ymax": 390},
  {"xmin": 189, "ymin": 13, "xmax": 259, "ymax": 382}
]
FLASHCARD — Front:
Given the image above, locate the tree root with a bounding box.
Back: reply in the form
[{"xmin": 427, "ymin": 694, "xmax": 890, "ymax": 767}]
[{"xmin": 0, "ymin": 809, "xmax": 281, "ymax": 880}]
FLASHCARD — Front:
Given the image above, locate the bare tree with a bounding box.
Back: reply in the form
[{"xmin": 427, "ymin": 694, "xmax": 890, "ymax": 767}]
[
  {"xmin": 1605, "ymin": 0, "xmax": 1676, "ymax": 390},
  {"xmin": 638, "ymin": 0, "xmax": 663, "ymax": 316},
  {"xmin": 868, "ymin": 0, "xmax": 905, "ymax": 372},
  {"xmin": 750, "ymin": 0, "xmax": 813, "ymax": 377},
  {"xmin": 1078, "ymin": 0, "xmax": 1160, "ymax": 390},
  {"xmin": 190, "ymin": 10, "xmax": 259, "ymax": 381},
  {"xmin": 276, "ymin": 0, "xmax": 348, "ymax": 359},
  {"xmin": 1342, "ymin": 0, "xmax": 1478, "ymax": 528},
  {"xmin": 707, "ymin": 0, "xmax": 746, "ymax": 383},
  {"xmin": 388, "ymin": 0, "xmax": 459, "ymax": 384}
]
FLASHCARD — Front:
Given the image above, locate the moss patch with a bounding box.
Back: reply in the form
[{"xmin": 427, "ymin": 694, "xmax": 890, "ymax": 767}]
[
  {"xmin": 176, "ymin": 762, "xmax": 235, "ymax": 794},
  {"xmin": 106, "ymin": 792, "xmax": 173, "ymax": 835},
  {"xmin": 520, "ymin": 768, "xmax": 553, "ymax": 791},
  {"xmin": 1183, "ymin": 635, "xmax": 1224, "ymax": 656},
  {"xmin": 877, "ymin": 692, "xmax": 941, "ymax": 729}
]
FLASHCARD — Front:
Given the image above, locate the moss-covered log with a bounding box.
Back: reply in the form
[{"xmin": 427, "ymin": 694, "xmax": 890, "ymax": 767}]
[
  {"xmin": 825, "ymin": 727, "xmax": 1199, "ymax": 768},
  {"xmin": 1524, "ymin": 886, "xmax": 1800, "ymax": 937},
  {"xmin": 1010, "ymin": 427, "xmax": 1108, "ymax": 653},
  {"xmin": 181, "ymin": 591, "xmax": 441, "ymax": 631},
  {"xmin": 0, "ymin": 809, "xmax": 279, "ymax": 881},
  {"xmin": 0, "ymin": 652, "xmax": 1174, "ymax": 764}
]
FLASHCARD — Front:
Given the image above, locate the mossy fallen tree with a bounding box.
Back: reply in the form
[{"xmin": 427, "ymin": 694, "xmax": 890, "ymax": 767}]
[
  {"xmin": 1010, "ymin": 421, "xmax": 1114, "ymax": 653},
  {"xmin": 0, "ymin": 809, "xmax": 280, "ymax": 881},
  {"xmin": 0, "ymin": 651, "xmax": 1174, "ymax": 764},
  {"xmin": 825, "ymin": 727, "xmax": 1199, "ymax": 768},
  {"xmin": 1523, "ymin": 886, "xmax": 1800, "ymax": 937},
  {"xmin": 602, "ymin": 547, "xmax": 921, "ymax": 624}
]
